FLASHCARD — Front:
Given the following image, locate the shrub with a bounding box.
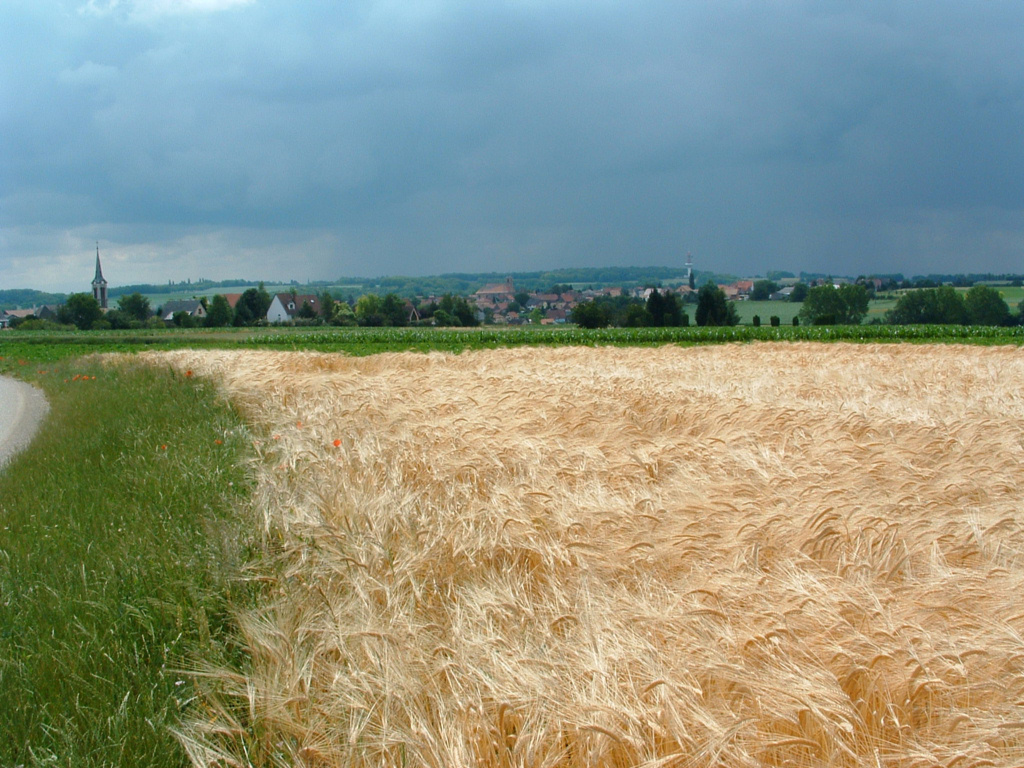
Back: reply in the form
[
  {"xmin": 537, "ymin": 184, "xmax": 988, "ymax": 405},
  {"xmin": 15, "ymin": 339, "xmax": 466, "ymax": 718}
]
[
  {"xmin": 770, "ymin": 315, "xmax": 780, "ymax": 327},
  {"xmin": 13, "ymin": 318, "xmax": 69, "ymax": 332}
]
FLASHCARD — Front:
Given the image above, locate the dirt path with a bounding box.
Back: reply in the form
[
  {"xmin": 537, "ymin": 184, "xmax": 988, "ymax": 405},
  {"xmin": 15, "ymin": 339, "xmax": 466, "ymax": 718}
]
[{"xmin": 0, "ymin": 376, "xmax": 48, "ymax": 468}]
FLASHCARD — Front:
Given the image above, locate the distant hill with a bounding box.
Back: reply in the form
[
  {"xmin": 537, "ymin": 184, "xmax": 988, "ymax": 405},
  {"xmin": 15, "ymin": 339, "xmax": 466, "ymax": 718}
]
[
  {"xmin": 336, "ymin": 266, "xmax": 741, "ymax": 299},
  {"xmin": 11, "ymin": 268, "xmax": 1024, "ymax": 308},
  {"xmin": 108, "ymin": 278, "xmax": 266, "ymax": 299},
  {"xmin": 107, "ymin": 266, "xmax": 738, "ymax": 303},
  {"xmin": 0, "ymin": 289, "xmax": 67, "ymax": 310}
]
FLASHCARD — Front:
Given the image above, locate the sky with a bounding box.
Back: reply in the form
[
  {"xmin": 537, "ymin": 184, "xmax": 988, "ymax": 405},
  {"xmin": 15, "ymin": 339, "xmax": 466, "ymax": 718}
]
[{"xmin": 2, "ymin": 1, "xmax": 1024, "ymax": 292}]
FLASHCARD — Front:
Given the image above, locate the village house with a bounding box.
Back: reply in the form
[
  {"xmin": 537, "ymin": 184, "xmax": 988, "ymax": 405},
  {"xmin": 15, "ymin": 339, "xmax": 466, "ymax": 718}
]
[
  {"xmin": 222, "ymin": 293, "xmax": 243, "ymax": 310},
  {"xmin": 526, "ymin": 293, "xmax": 561, "ymax": 310},
  {"xmin": 2, "ymin": 306, "xmax": 60, "ymax": 325},
  {"xmin": 473, "ymin": 278, "xmax": 516, "ymax": 308},
  {"xmin": 543, "ymin": 309, "xmax": 569, "ymax": 324},
  {"xmin": 405, "ymin": 301, "xmax": 421, "ymax": 324},
  {"xmin": 267, "ymin": 293, "xmax": 321, "ymax": 323},
  {"xmin": 160, "ymin": 299, "xmax": 207, "ymax": 323},
  {"xmin": 732, "ymin": 280, "xmax": 754, "ymax": 297}
]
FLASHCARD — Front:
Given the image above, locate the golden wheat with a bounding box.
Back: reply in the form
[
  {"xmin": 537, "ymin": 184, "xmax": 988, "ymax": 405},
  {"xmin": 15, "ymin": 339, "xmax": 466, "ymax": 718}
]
[{"xmin": 151, "ymin": 344, "xmax": 1024, "ymax": 767}]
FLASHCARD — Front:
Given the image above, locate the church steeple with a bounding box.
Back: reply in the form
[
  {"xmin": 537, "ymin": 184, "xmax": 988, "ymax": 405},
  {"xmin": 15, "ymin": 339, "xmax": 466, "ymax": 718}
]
[{"xmin": 92, "ymin": 243, "xmax": 108, "ymax": 309}]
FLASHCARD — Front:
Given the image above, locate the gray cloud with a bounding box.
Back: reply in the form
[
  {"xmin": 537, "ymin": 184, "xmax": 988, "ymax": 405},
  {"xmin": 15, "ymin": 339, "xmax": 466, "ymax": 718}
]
[{"xmin": 3, "ymin": 0, "xmax": 1024, "ymax": 291}]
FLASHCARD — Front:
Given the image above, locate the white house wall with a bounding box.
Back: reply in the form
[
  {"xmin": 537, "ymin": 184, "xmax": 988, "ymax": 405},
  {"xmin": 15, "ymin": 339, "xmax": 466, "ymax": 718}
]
[{"xmin": 266, "ymin": 296, "xmax": 290, "ymax": 323}]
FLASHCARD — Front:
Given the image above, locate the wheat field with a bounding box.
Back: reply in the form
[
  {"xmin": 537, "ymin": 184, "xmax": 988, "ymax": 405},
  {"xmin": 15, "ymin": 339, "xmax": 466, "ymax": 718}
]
[{"xmin": 152, "ymin": 344, "xmax": 1024, "ymax": 767}]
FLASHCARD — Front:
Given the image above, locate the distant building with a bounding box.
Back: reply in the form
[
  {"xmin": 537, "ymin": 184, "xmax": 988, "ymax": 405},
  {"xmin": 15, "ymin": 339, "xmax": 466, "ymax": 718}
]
[
  {"xmin": 2, "ymin": 306, "xmax": 59, "ymax": 323},
  {"xmin": 160, "ymin": 300, "xmax": 206, "ymax": 322},
  {"xmin": 92, "ymin": 244, "xmax": 108, "ymax": 309},
  {"xmin": 474, "ymin": 278, "xmax": 516, "ymax": 306},
  {"xmin": 2, "ymin": 308, "xmax": 38, "ymax": 326},
  {"xmin": 267, "ymin": 293, "xmax": 321, "ymax": 323},
  {"xmin": 733, "ymin": 280, "xmax": 754, "ymax": 297}
]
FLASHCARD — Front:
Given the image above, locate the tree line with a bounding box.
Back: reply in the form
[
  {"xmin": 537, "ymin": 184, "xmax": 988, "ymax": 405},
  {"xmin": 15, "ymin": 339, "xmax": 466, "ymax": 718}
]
[
  {"xmin": 572, "ymin": 283, "xmax": 744, "ymax": 328},
  {"xmin": 11, "ymin": 285, "xmax": 483, "ymax": 331},
  {"xmin": 10, "ymin": 281, "xmax": 1024, "ymax": 331},
  {"xmin": 794, "ymin": 283, "xmax": 1021, "ymax": 327}
]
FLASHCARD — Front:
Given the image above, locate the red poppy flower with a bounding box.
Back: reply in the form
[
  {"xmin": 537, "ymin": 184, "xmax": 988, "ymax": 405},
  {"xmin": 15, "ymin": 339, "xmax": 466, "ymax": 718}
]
[{"xmin": 333, "ymin": 439, "xmax": 341, "ymax": 448}]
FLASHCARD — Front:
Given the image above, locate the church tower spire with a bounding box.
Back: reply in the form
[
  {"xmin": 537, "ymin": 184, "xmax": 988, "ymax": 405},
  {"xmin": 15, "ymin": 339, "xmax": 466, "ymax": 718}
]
[{"xmin": 92, "ymin": 243, "xmax": 108, "ymax": 309}]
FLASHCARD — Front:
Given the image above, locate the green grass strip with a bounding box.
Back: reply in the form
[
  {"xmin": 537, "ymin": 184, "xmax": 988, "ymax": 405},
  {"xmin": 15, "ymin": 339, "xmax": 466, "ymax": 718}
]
[{"xmin": 0, "ymin": 358, "xmax": 254, "ymax": 767}]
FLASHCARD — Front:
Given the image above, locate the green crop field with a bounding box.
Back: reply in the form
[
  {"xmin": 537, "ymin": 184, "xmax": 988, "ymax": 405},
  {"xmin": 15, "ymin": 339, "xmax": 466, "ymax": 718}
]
[
  {"xmin": 4, "ymin": 322, "xmax": 1024, "ymax": 375},
  {"xmin": 995, "ymin": 284, "xmax": 1024, "ymax": 307}
]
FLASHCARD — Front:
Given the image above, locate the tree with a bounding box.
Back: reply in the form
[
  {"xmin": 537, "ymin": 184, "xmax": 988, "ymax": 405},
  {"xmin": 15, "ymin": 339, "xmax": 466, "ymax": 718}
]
[
  {"xmin": 117, "ymin": 292, "xmax": 151, "ymax": 321},
  {"xmin": 789, "ymin": 282, "xmax": 809, "ymax": 302},
  {"xmin": 103, "ymin": 309, "xmax": 132, "ymax": 329},
  {"xmin": 886, "ymin": 287, "xmax": 967, "ymax": 325},
  {"xmin": 964, "ymin": 285, "xmax": 1013, "ymax": 326},
  {"xmin": 355, "ymin": 293, "xmax": 385, "ymax": 326},
  {"xmin": 695, "ymin": 282, "xmax": 739, "ymax": 327},
  {"xmin": 571, "ymin": 299, "xmax": 610, "ymax": 328},
  {"xmin": 799, "ymin": 284, "xmax": 868, "ymax": 325},
  {"xmin": 433, "ymin": 309, "xmax": 457, "ymax": 326},
  {"xmin": 205, "ymin": 294, "xmax": 233, "ymax": 327},
  {"xmin": 438, "ymin": 294, "xmax": 479, "ymax": 326},
  {"xmin": 318, "ymin": 290, "xmax": 336, "ymax": 322},
  {"xmin": 297, "ymin": 300, "xmax": 319, "ymax": 320},
  {"xmin": 623, "ymin": 303, "xmax": 654, "ymax": 327},
  {"xmin": 837, "ymin": 284, "xmax": 870, "ymax": 324},
  {"xmin": 329, "ymin": 300, "xmax": 357, "ymax": 326},
  {"xmin": 234, "ymin": 284, "xmax": 272, "ymax": 325},
  {"xmin": 646, "ymin": 289, "xmax": 665, "ymax": 326},
  {"xmin": 645, "ymin": 289, "xmax": 684, "ymax": 327},
  {"xmin": 661, "ymin": 291, "xmax": 684, "ymax": 326},
  {"xmin": 799, "ymin": 286, "xmax": 844, "ymax": 325},
  {"xmin": 58, "ymin": 293, "xmax": 102, "ymax": 330},
  {"xmin": 382, "ymin": 293, "xmax": 408, "ymax": 327},
  {"xmin": 172, "ymin": 310, "xmax": 196, "ymax": 328},
  {"xmin": 750, "ymin": 280, "xmax": 779, "ymax": 301}
]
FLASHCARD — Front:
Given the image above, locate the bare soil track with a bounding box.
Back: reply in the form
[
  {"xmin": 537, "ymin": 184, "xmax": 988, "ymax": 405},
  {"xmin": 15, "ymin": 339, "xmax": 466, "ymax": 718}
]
[
  {"xmin": 152, "ymin": 343, "xmax": 1024, "ymax": 768},
  {"xmin": 0, "ymin": 375, "xmax": 48, "ymax": 468}
]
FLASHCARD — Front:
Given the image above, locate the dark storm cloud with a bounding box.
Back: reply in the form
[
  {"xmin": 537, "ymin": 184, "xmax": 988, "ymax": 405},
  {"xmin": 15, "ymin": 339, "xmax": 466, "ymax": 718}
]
[{"xmin": 3, "ymin": 0, "xmax": 1024, "ymax": 291}]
